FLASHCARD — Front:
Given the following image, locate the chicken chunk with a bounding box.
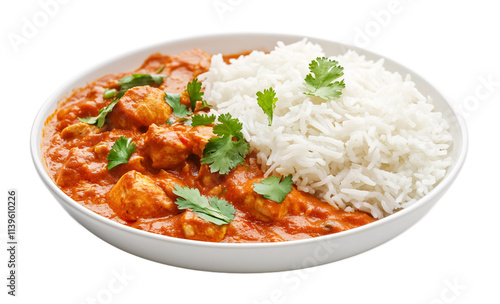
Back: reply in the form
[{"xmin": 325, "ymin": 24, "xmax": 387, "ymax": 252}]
[
  {"xmin": 165, "ymin": 49, "xmax": 211, "ymax": 92},
  {"xmin": 144, "ymin": 124, "xmax": 192, "ymax": 169},
  {"xmin": 56, "ymin": 147, "xmax": 107, "ymax": 187},
  {"xmin": 180, "ymin": 211, "xmax": 227, "ymax": 242},
  {"xmin": 107, "ymin": 170, "xmax": 176, "ymax": 221},
  {"xmin": 154, "ymin": 170, "xmax": 186, "ymax": 199},
  {"xmin": 108, "ymin": 86, "xmax": 171, "ymax": 131},
  {"xmin": 61, "ymin": 122, "xmax": 99, "ymax": 140},
  {"xmin": 285, "ymin": 188, "xmax": 324, "ymax": 216},
  {"xmin": 242, "ymin": 179, "xmax": 290, "ymax": 223},
  {"xmin": 197, "ymin": 164, "xmax": 221, "ymax": 190},
  {"xmin": 223, "ymin": 163, "xmax": 289, "ymax": 222},
  {"xmin": 187, "ymin": 125, "xmax": 215, "ymax": 158},
  {"xmin": 170, "ymin": 48, "xmax": 211, "ymax": 71}
]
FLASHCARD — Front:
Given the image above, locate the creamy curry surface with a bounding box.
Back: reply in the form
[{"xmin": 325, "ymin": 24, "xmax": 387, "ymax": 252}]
[{"xmin": 42, "ymin": 48, "xmax": 375, "ymax": 243}]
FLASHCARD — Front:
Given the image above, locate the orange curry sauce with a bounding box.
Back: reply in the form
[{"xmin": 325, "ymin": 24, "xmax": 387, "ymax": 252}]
[{"xmin": 42, "ymin": 49, "xmax": 375, "ymax": 243}]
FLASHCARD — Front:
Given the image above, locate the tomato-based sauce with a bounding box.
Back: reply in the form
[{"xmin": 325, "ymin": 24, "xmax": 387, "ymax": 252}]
[{"xmin": 42, "ymin": 48, "xmax": 375, "ymax": 243}]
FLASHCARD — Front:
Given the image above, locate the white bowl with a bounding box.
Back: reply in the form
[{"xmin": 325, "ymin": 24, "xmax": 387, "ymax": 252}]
[{"xmin": 30, "ymin": 33, "xmax": 468, "ymax": 273}]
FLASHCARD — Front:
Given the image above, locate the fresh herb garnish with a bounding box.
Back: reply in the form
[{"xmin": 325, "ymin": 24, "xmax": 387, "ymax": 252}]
[
  {"xmin": 304, "ymin": 57, "xmax": 345, "ymax": 100},
  {"xmin": 173, "ymin": 185, "xmax": 235, "ymax": 225},
  {"xmin": 253, "ymin": 175, "xmax": 293, "ymax": 203},
  {"xmin": 164, "ymin": 93, "xmax": 192, "ymax": 118},
  {"xmin": 117, "ymin": 74, "xmax": 166, "ymax": 93},
  {"xmin": 201, "ymin": 113, "xmax": 250, "ymax": 174},
  {"xmin": 256, "ymin": 87, "xmax": 278, "ymax": 126},
  {"xmin": 181, "ymin": 118, "xmax": 192, "ymax": 126},
  {"xmin": 156, "ymin": 66, "xmax": 165, "ymax": 74},
  {"xmin": 186, "ymin": 78, "xmax": 204, "ymax": 111},
  {"xmin": 191, "ymin": 114, "xmax": 216, "ymax": 127},
  {"xmin": 79, "ymin": 73, "xmax": 167, "ymax": 128},
  {"xmin": 79, "ymin": 98, "xmax": 121, "ymax": 128},
  {"xmin": 106, "ymin": 136, "xmax": 136, "ymax": 170},
  {"xmin": 103, "ymin": 88, "xmax": 117, "ymax": 99},
  {"xmin": 199, "ymin": 99, "xmax": 212, "ymax": 110}
]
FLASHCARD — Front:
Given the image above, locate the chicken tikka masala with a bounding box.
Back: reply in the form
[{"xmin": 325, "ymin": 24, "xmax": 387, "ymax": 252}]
[{"xmin": 41, "ymin": 48, "xmax": 375, "ymax": 243}]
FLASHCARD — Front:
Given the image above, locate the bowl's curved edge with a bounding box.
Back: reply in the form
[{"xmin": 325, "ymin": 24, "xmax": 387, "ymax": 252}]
[{"xmin": 30, "ymin": 33, "xmax": 469, "ymax": 273}]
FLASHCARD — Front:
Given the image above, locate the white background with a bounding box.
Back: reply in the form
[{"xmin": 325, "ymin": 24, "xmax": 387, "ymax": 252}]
[{"xmin": 1, "ymin": 0, "xmax": 499, "ymax": 303}]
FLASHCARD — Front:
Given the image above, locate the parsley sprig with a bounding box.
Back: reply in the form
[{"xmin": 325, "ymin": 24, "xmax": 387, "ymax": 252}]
[
  {"xmin": 253, "ymin": 175, "xmax": 293, "ymax": 203},
  {"xmin": 173, "ymin": 185, "xmax": 235, "ymax": 225},
  {"xmin": 304, "ymin": 57, "xmax": 345, "ymax": 100},
  {"xmin": 201, "ymin": 113, "xmax": 250, "ymax": 174},
  {"xmin": 79, "ymin": 74, "xmax": 167, "ymax": 128},
  {"xmin": 106, "ymin": 136, "xmax": 136, "ymax": 170}
]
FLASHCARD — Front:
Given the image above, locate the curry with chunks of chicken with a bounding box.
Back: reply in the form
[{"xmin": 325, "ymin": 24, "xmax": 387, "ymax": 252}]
[{"xmin": 41, "ymin": 48, "xmax": 375, "ymax": 242}]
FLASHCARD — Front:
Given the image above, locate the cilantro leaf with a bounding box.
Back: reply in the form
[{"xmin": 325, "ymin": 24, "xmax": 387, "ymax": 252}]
[
  {"xmin": 201, "ymin": 113, "xmax": 250, "ymax": 174},
  {"xmin": 103, "ymin": 88, "xmax": 117, "ymax": 99},
  {"xmin": 173, "ymin": 185, "xmax": 235, "ymax": 225},
  {"xmin": 164, "ymin": 93, "xmax": 192, "ymax": 118},
  {"xmin": 79, "ymin": 99, "xmax": 120, "ymax": 128},
  {"xmin": 304, "ymin": 57, "xmax": 345, "ymax": 100},
  {"xmin": 186, "ymin": 78, "xmax": 204, "ymax": 110},
  {"xmin": 212, "ymin": 113, "xmax": 245, "ymax": 140},
  {"xmin": 191, "ymin": 114, "xmax": 216, "ymax": 127},
  {"xmin": 253, "ymin": 175, "xmax": 293, "ymax": 203},
  {"xmin": 256, "ymin": 87, "xmax": 278, "ymax": 126},
  {"xmin": 106, "ymin": 136, "xmax": 136, "ymax": 170},
  {"xmin": 182, "ymin": 118, "xmax": 192, "ymax": 127},
  {"xmin": 79, "ymin": 73, "xmax": 167, "ymax": 128},
  {"xmin": 199, "ymin": 99, "xmax": 212, "ymax": 110},
  {"xmin": 118, "ymin": 74, "xmax": 167, "ymax": 91}
]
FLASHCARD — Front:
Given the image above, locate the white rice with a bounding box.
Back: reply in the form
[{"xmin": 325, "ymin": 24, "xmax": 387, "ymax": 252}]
[{"xmin": 199, "ymin": 39, "xmax": 452, "ymax": 219}]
